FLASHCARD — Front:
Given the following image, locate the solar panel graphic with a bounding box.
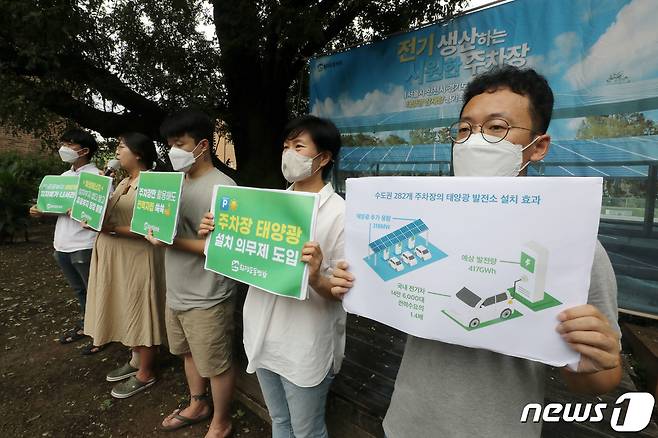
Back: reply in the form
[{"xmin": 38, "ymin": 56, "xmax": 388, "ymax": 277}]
[
  {"xmin": 368, "ymin": 219, "xmax": 429, "ymax": 252},
  {"xmin": 338, "ymin": 135, "xmax": 658, "ymax": 178}
]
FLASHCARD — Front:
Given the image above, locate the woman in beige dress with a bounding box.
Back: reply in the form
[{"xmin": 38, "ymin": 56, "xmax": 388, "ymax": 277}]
[{"xmin": 84, "ymin": 132, "xmax": 167, "ymax": 399}]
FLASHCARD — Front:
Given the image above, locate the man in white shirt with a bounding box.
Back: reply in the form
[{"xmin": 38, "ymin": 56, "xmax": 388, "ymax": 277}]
[{"xmin": 30, "ymin": 129, "xmax": 100, "ymax": 352}]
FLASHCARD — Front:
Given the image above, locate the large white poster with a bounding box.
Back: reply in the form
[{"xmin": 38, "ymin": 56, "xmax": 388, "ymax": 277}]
[{"xmin": 343, "ymin": 176, "xmax": 603, "ymax": 366}]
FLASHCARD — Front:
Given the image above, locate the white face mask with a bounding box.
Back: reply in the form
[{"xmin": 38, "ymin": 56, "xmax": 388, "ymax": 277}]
[
  {"xmin": 452, "ymin": 135, "xmax": 540, "ymax": 177},
  {"xmin": 58, "ymin": 146, "xmax": 85, "ymax": 163},
  {"xmin": 168, "ymin": 142, "xmax": 203, "ymax": 173},
  {"xmin": 281, "ymin": 150, "xmax": 322, "ymax": 183}
]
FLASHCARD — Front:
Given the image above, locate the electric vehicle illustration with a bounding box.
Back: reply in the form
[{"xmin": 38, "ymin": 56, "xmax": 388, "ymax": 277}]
[
  {"xmin": 388, "ymin": 256, "xmax": 404, "ymax": 272},
  {"xmin": 414, "ymin": 245, "xmax": 432, "ymax": 261},
  {"xmin": 448, "ymin": 287, "xmax": 516, "ymax": 329},
  {"xmin": 401, "ymin": 251, "xmax": 417, "ymax": 266}
]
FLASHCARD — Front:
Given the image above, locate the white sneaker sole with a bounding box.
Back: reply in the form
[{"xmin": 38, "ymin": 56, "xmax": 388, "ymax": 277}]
[
  {"xmin": 106, "ymin": 370, "xmax": 138, "ymax": 382},
  {"xmin": 110, "ymin": 379, "xmax": 156, "ymax": 399}
]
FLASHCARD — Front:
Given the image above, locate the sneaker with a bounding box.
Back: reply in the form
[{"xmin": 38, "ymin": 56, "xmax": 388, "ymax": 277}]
[
  {"xmin": 110, "ymin": 375, "xmax": 156, "ymax": 399},
  {"xmin": 106, "ymin": 362, "xmax": 138, "ymax": 382}
]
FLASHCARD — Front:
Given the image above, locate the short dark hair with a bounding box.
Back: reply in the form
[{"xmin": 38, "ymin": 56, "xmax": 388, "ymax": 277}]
[
  {"xmin": 159, "ymin": 108, "xmax": 214, "ymax": 146},
  {"xmin": 120, "ymin": 132, "xmax": 157, "ymax": 170},
  {"xmin": 59, "ymin": 128, "xmax": 98, "ymax": 158},
  {"xmin": 160, "ymin": 108, "xmax": 240, "ymax": 178},
  {"xmin": 461, "ymin": 66, "xmax": 554, "ymax": 134},
  {"xmin": 282, "ymin": 115, "xmax": 341, "ymax": 179}
]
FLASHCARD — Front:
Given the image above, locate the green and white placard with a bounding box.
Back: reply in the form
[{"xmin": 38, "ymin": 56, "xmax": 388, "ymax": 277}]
[
  {"xmin": 130, "ymin": 171, "xmax": 185, "ymax": 244},
  {"xmin": 70, "ymin": 173, "xmax": 113, "ymax": 231},
  {"xmin": 36, "ymin": 175, "xmax": 79, "ymax": 213},
  {"xmin": 204, "ymin": 185, "xmax": 319, "ymax": 299}
]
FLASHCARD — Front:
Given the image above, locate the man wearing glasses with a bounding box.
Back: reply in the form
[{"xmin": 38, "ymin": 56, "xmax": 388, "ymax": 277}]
[{"xmin": 331, "ymin": 66, "xmax": 622, "ymax": 437}]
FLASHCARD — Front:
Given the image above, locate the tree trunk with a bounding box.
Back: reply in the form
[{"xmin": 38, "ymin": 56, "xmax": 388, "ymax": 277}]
[
  {"xmin": 230, "ymin": 102, "xmax": 288, "ymax": 189},
  {"xmin": 223, "ymin": 64, "xmax": 290, "ymax": 188}
]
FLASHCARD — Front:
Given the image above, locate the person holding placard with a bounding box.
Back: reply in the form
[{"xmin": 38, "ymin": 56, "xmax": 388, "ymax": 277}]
[
  {"xmin": 29, "ymin": 129, "xmax": 100, "ymax": 352},
  {"xmin": 329, "ymin": 66, "xmax": 622, "ymax": 438},
  {"xmin": 199, "ymin": 115, "xmax": 345, "ymax": 438},
  {"xmin": 147, "ymin": 109, "xmax": 237, "ymax": 437},
  {"xmin": 84, "ymin": 133, "xmax": 167, "ymax": 399}
]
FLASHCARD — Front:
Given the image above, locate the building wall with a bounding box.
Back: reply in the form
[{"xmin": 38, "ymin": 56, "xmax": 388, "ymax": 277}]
[
  {"xmin": 0, "ymin": 127, "xmax": 43, "ymax": 154},
  {"xmin": 214, "ymin": 121, "xmax": 237, "ymax": 170}
]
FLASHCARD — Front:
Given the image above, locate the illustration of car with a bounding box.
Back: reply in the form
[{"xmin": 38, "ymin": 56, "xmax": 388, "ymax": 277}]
[
  {"xmin": 450, "ymin": 287, "xmax": 515, "ymax": 329},
  {"xmin": 401, "ymin": 251, "xmax": 417, "ymax": 266},
  {"xmin": 414, "ymin": 245, "xmax": 431, "ymax": 261},
  {"xmin": 388, "ymin": 256, "xmax": 404, "ymax": 272}
]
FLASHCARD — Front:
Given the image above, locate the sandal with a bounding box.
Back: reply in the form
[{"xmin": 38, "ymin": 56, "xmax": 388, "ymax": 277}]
[
  {"xmin": 59, "ymin": 326, "xmax": 86, "ymax": 344},
  {"xmin": 158, "ymin": 394, "xmax": 212, "ymax": 432},
  {"xmin": 81, "ymin": 343, "xmax": 107, "ymax": 355}
]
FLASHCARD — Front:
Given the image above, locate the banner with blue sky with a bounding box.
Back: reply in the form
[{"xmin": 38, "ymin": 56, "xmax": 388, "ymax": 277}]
[
  {"xmin": 310, "ymin": 0, "xmax": 658, "ymax": 318},
  {"xmin": 309, "ymin": 0, "xmax": 658, "ymax": 140}
]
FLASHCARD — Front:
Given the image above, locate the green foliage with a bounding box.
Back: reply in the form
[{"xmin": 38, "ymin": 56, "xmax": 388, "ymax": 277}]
[
  {"xmin": 437, "ymin": 127, "xmax": 452, "ymax": 144},
  {"xmin": 383, "ymin": 134, "xmax": 408, "ymax": 145},
  {"xmin": 409, "ymin": 128, "xmax": 437, "ymax": 144},
  {"xmin": 341, "ymin": 133, "xmax": 381, "ymax": 146},
  {"xmin": 0, "ymin": 0, "xmax": 467, "ymax": 186},
  {"xmin": 576, "ymin": 113, "xmax": 657, "ymax": 139},
  {"xmin": 91, "ymin": 145, "xmax": 117, "ymax": 170},
  {"xmin": 342, "ymin": 132, "xmax": 411, "ymax": 147},
  {"xmin": 0, "ymin": 152, "xmax": 66, "ymax": 242}
]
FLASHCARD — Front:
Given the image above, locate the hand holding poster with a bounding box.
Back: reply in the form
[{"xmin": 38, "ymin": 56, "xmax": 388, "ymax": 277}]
[
  {"xmin": 70, "ymin": 173, "xmax": 113, "ymax": 231},
  {"xmin": 204, "ymin": 185, "xmax": 319, "ymax": 299},
  {"xmin": 130, "ymin": 171, "xmax": 184, "ymax": 244},
  {"xmin": 343, "ymin": 176, "xmax": 603, "ymax": 366},
  {"xmin": 36, "ymin": 175, "xmax": 79, "ymax": 214}
]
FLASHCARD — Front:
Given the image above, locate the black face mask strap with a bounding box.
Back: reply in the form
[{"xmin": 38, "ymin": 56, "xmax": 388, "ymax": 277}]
[{"xmin": 449, "ymin": 142, "xmax": 455, "ymax": 176}]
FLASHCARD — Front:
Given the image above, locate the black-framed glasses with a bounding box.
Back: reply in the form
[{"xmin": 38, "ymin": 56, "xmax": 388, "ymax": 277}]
[{"xmin": 449, "ymin": 118, "xmax": 535, "ymax": 144}]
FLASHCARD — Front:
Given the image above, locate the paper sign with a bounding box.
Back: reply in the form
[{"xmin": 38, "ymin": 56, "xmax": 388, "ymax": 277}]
[{"xmin": 343, "ymin": 176, "xmax": 603, "ymax": 366}]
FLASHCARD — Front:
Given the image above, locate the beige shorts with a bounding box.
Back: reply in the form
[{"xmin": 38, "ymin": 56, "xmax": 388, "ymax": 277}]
[{"xmin": 165, "ymin": 299, "xmax": 235, "ymax": 378}]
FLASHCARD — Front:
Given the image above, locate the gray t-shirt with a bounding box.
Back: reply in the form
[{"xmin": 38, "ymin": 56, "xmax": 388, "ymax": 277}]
[
  {"xmin": 165, "ymin": 168, "xmax": 237, "ymax": 311},
  {"xmin": 383, "ymin": 241, "xmax": 620, "ymax": 438}
]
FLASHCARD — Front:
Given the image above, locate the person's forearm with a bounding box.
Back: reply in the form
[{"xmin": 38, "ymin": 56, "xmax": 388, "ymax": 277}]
[
  {"xmin": 561, "ymin": 362, "xmax": 622, "ymax": 395},
  {"xmin": 171, "ymin": 237, "xmax": 206, "ymax": 255},
  {"xmin": 310, "ymin": 274, "xmax": 340, "ymax": 301}
]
